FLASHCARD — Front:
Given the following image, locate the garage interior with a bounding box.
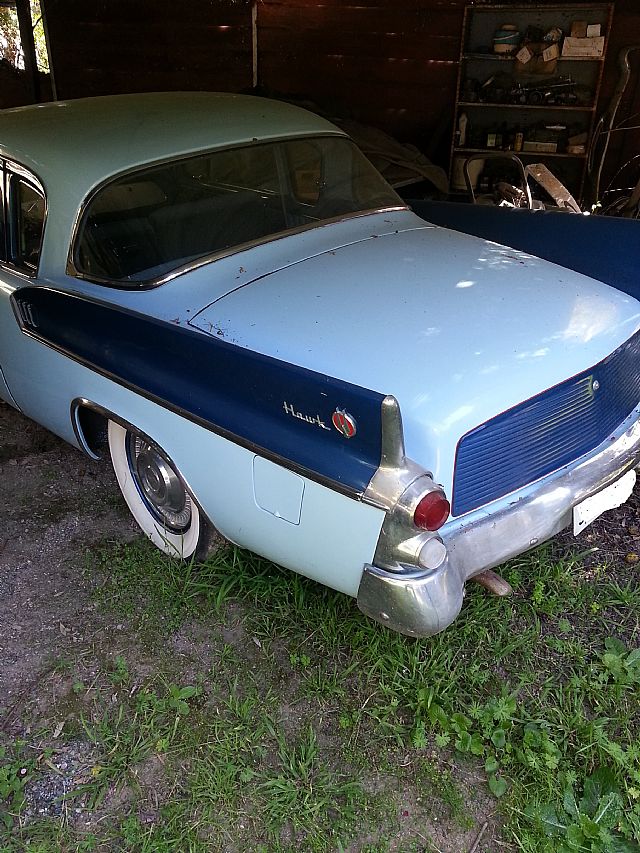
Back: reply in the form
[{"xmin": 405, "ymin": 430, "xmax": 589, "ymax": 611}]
[
  {"xmin": 1, "ymin": 0, "xmax": 638, "ymax": 215},
  {"xmin": 2, "ymin": 4, "xmax": 640, "ymax": 851}
]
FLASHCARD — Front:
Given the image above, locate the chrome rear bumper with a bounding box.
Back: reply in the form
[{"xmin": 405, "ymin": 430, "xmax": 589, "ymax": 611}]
[{"xmin": 357, "ymin": 403, "xmax": 640, "ymax": 637}]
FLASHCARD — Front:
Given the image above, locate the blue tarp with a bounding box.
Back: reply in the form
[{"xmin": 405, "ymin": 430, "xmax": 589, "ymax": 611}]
[{"xmin": 412, "ymin": 200, "xmax": 640, "ymax": 300}]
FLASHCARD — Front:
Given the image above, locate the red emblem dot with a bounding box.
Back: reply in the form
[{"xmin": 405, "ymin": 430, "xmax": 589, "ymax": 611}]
[{"xmin": 332, "ymin": 409, "xmax": 357, "ymax": 438}]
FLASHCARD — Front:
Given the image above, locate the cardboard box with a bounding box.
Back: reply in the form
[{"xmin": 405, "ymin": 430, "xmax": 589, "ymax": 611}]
[
  {"xmin": 587, "ymin": 24, "xmax": 602, "ymax": 37},
  {"xmin": 570, "ymin": 20, "xmax": 588, "ymax": 38},
  {"xmin": 568, "ymin": 131, "xmax": 588, "ymax": 146},
  {"xmin": 562, "ymin": 36, "xmax": 605, "ymax": 57},
  {"xmin": 516, "ymin": 45, "xmax": 532, "ymax": 64},
  {"xmin": 523, "ymin": 141, "xmax": 558, "ymax": 154},
  {"xmin": 542, "ymin": 43, "xmax": 560, "ymax": 62}
]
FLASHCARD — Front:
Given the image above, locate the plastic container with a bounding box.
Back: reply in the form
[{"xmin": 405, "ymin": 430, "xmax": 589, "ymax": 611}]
[
  {"xmin": 452, "ymin": 156, "xmax": 485, "ymax": 191},
  {"xmin": 493, "ymin": 24, "xmax": 520, "ymax": 54}
]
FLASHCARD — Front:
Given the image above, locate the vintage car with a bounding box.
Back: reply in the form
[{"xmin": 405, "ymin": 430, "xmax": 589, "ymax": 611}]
[{"xmin": 1, "ymin": 92, "xmax": 640, "ymax": 638}]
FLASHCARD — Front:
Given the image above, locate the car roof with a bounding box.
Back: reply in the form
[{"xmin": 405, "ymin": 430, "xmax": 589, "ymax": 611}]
[{"xmin": 0, "ymin": 92, "xmax": 345, "ymax": 198}]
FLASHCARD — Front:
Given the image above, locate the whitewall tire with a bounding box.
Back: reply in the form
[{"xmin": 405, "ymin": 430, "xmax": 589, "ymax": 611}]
[{"xmin": 108, "ymin": 420, "xmax": 213, "ymax": 560}]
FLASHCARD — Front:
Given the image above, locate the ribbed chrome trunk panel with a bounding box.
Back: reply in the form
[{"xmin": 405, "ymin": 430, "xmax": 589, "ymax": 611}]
[{"xmin": 453, "ymin": 330, "xmax": 640, "ymax": 517}]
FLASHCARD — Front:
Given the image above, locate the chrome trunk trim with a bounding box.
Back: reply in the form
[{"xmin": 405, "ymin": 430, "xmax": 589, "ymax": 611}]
[
  {"xmin": 442, "ymin": 402, "xmax": 640, "ymax": 581},
  {"xmin": 359, "ymin": 402, "xmax": 640, "ymax": 638}
]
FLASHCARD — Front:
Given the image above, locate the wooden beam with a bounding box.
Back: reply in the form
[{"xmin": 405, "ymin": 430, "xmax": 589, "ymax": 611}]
[{"xmin": 15, "ymin": 0, "xmax": 40, "ymax": 102}]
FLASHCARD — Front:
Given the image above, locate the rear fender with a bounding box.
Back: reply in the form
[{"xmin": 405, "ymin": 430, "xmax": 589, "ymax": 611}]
[{"xmin": 12, "ymin": 286, "xmax": 385, "ymax": 496}]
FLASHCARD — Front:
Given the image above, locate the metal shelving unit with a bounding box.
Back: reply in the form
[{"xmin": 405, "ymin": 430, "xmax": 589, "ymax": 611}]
[{"xmin": 450, "ymin": 3, "xmax": 614, "ymax": 203}]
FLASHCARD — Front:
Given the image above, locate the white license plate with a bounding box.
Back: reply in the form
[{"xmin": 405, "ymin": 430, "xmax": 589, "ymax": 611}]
[{"xmin": 573, "ymin": 469, "xmax": 636, "ymax": 535}]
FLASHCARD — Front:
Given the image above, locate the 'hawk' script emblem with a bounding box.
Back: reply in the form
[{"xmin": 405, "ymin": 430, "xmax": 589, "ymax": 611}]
[{"xmin": 283, "ymin": 401, "xmax": 331, "ymax": 430}]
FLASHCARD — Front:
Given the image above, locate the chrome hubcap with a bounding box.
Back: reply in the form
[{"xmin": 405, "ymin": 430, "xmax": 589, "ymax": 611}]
[{"xmin": 128, "ymin": 435, "xmax": 192, "ymax": 532}]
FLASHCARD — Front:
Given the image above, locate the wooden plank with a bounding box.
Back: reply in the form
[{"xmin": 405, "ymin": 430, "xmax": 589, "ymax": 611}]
[
  {"xmin": 43, "ymin": 0, "xmax": 253, "ymax": 99},
  {"xmin": 46, "ymin": 0, "xmax": 251, "ymax": 26},
  {"xmin": 260, "ymin": 64, "xmax": 457, "ymax": 118},
  {"xmin": 259, "ymin": 3, "xmax": 462, "ymax": 35},
  {"xmin": 259, "ymin": 27, "xmax": 460, "ymax": 61},
  {"xmin": 257, "ymin": 0, "xmax": 464, "ymax": 151},
  {"xmin": 262, "ymin": 0, "xmax": 466, "ymax": 11},
  {"xmin": 58, "ymin": 32, "xmax": 250, "ymax": 65},
  {"xmin": 260, "ymin": 51, "xmax": 457, "ymax": 86},
  {"xmin": 54, "ymin": 67, "xmax": 251, "ymax": 98}
]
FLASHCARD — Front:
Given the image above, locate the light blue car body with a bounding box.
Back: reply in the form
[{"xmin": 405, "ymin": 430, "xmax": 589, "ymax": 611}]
[{"xmin": 2, "ymin": 92, "xmax": 640, "ymax": 636}]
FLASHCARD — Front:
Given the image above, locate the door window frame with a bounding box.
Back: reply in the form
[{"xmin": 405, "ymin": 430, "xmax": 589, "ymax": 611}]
[{"xmin": 0, "ymin": 159, "xmax": 47, "ymax": 277}]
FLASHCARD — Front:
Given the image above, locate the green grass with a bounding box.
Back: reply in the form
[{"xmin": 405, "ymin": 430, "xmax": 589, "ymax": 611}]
[{"xmin": 2, "ymin": 538, "xmax": 639, "ymax": 851}]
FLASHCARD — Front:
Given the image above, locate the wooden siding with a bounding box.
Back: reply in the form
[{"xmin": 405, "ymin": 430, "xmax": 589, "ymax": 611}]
[
  {"xmin": 258, "ymin": 0, "xmax": 463, "ymax": 161},
  {"xmin": 29, "ymin": 0, "xmax": 640, "ymax": 193},
  {"xmin": 41, "ymin": 0, "xmax": 254, "ymax": 96}
]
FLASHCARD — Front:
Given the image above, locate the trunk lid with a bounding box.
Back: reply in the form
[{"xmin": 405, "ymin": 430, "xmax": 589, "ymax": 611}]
[{"xmin": 189, "ymin": 225, "xmax": 640, "ymax": 499}]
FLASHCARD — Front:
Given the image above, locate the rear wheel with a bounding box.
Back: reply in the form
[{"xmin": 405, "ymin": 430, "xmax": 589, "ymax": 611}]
[{"xmin": 108, "ymin": 420, "xmax": 214, "ymax": 559}]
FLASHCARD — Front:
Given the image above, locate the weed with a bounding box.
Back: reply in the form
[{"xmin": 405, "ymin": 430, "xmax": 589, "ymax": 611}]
[
  {"xmin": 414, "ymin": 758, "xmax": 467, "ymax": 823},
  {"xmin": 300, "ymin": 662, "xmax": 347, "ymax": 701},
  {"xmin": 80, "ymin": 680, "xmax": 201, "ymax": 802},
  {"xmin": 256, "ymin": 724, "xmax": 363, "ymax": 843},
  {"xmin": 525, "ymin": 767, "xmax": 638, "ymax": 852},
  {"xmin": 108, "ymin": 654, "xmax": 130, "ymax": 686},
  {"xmin": 68, "ymin": 538, "xmax": 640, "ymax": 848},
  {"xmin": 0, "ymin": 742, "xmax": 31, "ymax": 830}
]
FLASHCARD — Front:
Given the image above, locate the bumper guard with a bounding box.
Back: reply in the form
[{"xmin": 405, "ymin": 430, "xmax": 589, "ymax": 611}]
[{"xmin": 358, "ymin": 402, "xmax": 640, "ymax": 637}]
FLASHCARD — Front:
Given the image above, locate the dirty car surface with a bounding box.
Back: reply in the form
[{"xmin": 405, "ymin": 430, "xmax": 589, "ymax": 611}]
[{"xmin": 1, "ymin": 92, "xmax": 640, "ymax": 637}]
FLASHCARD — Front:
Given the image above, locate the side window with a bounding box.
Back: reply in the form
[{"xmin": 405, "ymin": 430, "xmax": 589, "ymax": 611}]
[
  {"xmin": 0, "ymin": 165, "xmax": 6, "ymax": 263},
  {"xmin": 12, "ymin": 177, "xmax": 45, "ymax": 273}
]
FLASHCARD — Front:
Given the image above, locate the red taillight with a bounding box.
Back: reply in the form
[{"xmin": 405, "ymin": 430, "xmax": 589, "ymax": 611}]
[{"xmin": 414, "ymin": 491, "xmax": 450, "ymax": 531}]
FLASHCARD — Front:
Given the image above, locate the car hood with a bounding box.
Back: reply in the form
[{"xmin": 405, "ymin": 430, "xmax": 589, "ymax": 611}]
[{"xmin": 189, "ymin": 224, "xmax": 640, "ymax": 495}]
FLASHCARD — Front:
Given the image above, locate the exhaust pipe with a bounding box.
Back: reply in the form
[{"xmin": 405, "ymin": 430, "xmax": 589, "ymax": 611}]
[{"xmin": 472, "ymin": 569, "xmax": 513, "ymax": 597}]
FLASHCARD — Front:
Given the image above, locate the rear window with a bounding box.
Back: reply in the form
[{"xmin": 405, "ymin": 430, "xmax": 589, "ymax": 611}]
[{"xmin": 73, "ymin": 136, "xmax": 402, "ymax": 285}]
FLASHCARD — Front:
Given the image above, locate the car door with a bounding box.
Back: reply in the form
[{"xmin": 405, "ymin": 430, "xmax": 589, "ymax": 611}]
[
  {"xmin": 0, "ymin": 160, "xmax": 13, "ymax": 404},
  {"xmin": 0, "ymin": 160, "xmax": 47, "ymax": 409}
]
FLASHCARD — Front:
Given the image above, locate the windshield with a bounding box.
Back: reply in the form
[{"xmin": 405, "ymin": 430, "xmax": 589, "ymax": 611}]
[{"xmin": 74, "ymin": 136, "xmax": 403, "ymax": 285}]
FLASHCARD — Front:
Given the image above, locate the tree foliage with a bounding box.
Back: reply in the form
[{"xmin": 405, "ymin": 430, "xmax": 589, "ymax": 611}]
[{"xmin": 0, "ymin": 1, "xmax": 49, "ymax": 73}]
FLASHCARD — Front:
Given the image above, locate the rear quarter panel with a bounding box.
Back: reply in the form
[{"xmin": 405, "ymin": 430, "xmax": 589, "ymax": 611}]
[{"xmin": 10, "ymin": 288, "xmax": 386, "ymax": 595}]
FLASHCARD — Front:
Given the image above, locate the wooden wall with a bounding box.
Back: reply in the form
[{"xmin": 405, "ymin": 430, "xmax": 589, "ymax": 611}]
[
  {"xmin": 0, "ymin": 63, "xmax": 52, "ymax": 108},
  {"xmin": 33, "ymin": 0, "xmax": 640, "ymax": 191},
  {"xmin": 42, "ymin": 0, "xmax": 254, "ymax": 96},
  {"xmin": 258, "ymin": 0, "xmax": 463, "ymax": 161},
  {"xmin": 594, "ymin": 0, "xmax": 640, "ymax": 195}
]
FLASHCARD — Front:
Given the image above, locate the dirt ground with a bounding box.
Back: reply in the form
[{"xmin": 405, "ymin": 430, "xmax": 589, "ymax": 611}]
[
  {"xmin": 0, "ymin": 400, "xmax": 504, "ymax": 851},
  {"xmin": 0, "ymin": 400, "xmax": 139, "ymax": 732},
  {"xmin": 1, "ymin": 397, "xmax": 638, "ymax": 852}
]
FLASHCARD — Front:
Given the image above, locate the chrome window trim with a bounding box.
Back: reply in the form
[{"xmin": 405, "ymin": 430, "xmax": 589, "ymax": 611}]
[
  {"xmin": 0, "ymin": 160, "xmax": 5, "ymax": 263},
  {"xmin": 4, "ymin": 158, "xmax": 46, "ymax": 186},
  {"xmin": 69, "ymin": 206, "xmax": 407, "ymax": 290},
  {"xmin": 65, "ymin": 133, "xmax": 407, "ymax": 290},
  {"xmin": 0, "ymin": 158, "xmax": 48, "ymax": 279}
]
